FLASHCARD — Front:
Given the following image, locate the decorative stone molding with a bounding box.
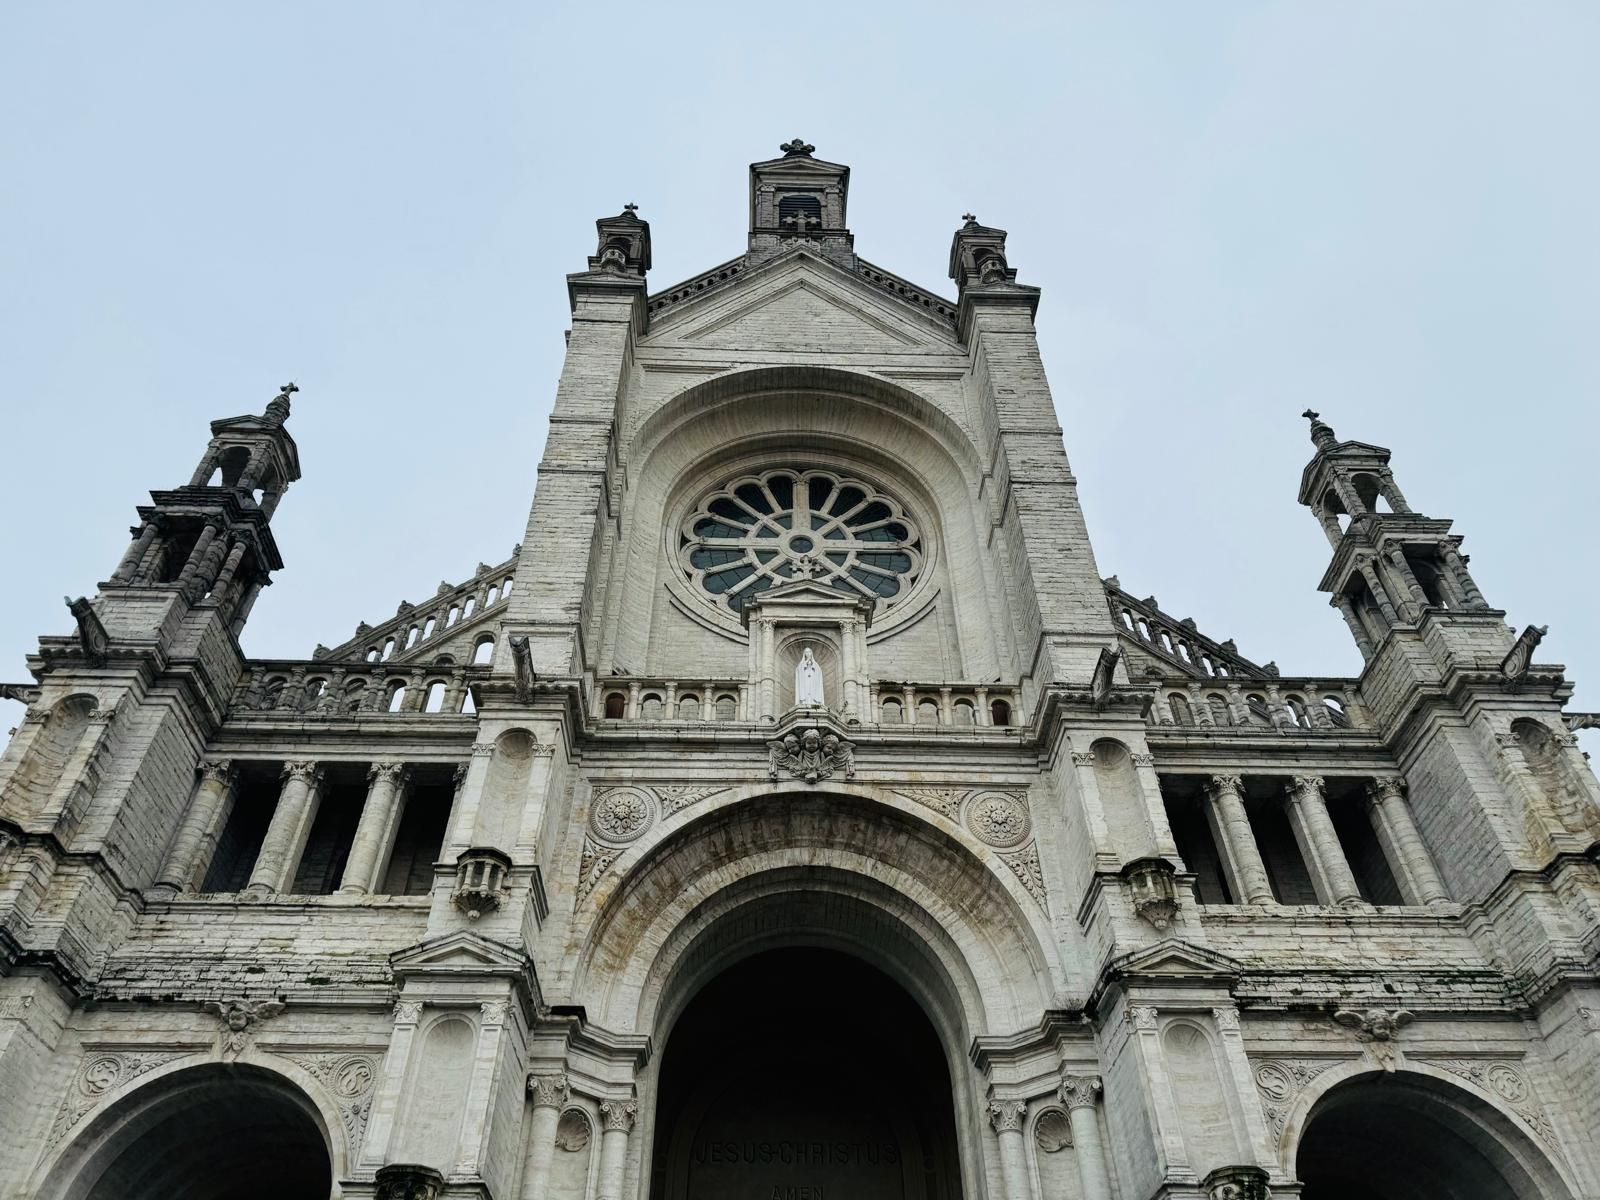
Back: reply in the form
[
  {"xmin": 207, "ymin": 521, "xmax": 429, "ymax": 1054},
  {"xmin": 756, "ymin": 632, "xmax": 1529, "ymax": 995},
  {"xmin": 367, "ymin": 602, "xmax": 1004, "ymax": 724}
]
[
  {"xmin": 1034, "ymin": 1108, "xmax": 1072, "ymax": 1151},
  {"xmin": 1333, "ymin": 1006, "xmax": 1413, "ymax": 1070},
  {"xmin": 998, "ymin": 841, "xmax": 1048, "ymax": 912},
  {"xmin": 198, "ymin": 757, "xmax": 233, "ymax": 784},
  {"xmin": 1211, "ymin": 1007, "xmax": 1240, "ymax": 1032},
  {"xmin": 1129, "ymin": 752, "xmax": 1157, "ymax": 768},
  {"xmin": 48, "ymin": 1049, "xmax": 199, "ymax": 1147},
  {"xmin": 393, "ymin": 1000, "xmax": 423, "ymax": 1025},
  {"xmin": 1070, "ymin": 751, "xmax": 1097, "ymax": 767},
  {"xmin": 589, "ymin": 787, "xmax": 657, "ymax": 845},
  {"xmin": 1058, "ymin": 1073, "xmax": 1102, "ymax": 1110},
  {"xmin": 966, "ymin": 790, "xmax": 1031, "ymax": 849},
  {"xmin": 556, "ymin": 1107, "xmax": 593, "ymax": 1151},
  {"xmin": 895, "ymin": 786, "xmax": 965, "ymax": 820},
  {"xmin": 576, "ymin": 836, "xmax": 622, "ymax": 905},
  {"xmin": 987, "ymin": 1099, "xmax": 1027, "ymax": 1133},
  {"xmin": 658, "ymin": 783, "xmax": 726, "ymax": 816},
  {"xmin": 479, "ymin": 999, "xmax": 508, "ymax": 1025},
  {"xmin": 1121, "ymin": 857, "xmax": 1180, "ymax": 930},
  {"xmin": 470, "ymin": 742, "xmax": 496, "ymax": 758},
  {"xmin": 284, "ymin": 1052, "xmax": 380, "ymax": 1163},
  {"xmin": 528, "ymin": 1072, "xmax": 571, "ymax": 1109},
  {"xmin": 1129, "ymin": 1005, "xmax": 1159, "ymax": 1031},
  {"xmin": 451, "ymin": 847, "xmax": 512, "ymax": 919},
  {"xmin": 599, "ymin": 1097, "xmax": 638, "ymax": 1133},
  {"xmin": 204, "ymin": 997, "xmax": 285, "ymax": 1060},
  {"xmin": 1249, "ymin": 1057, "xmax": 1342, "ymax": 1137},
  {"xmin": 374, "ymin": 1163, "xmax": 445, "ymax": 1200},
  {"xmin": 1201, "ymin": 1164, "xmax": 1271, "ymax": 1200},
  {"xmin": 767, "ymin": 726, "xmax": 855, "ymax": 784},
  {"xmin": 1417, "ymin": 1057, "xmax": 1562, "ymax": 1151}
]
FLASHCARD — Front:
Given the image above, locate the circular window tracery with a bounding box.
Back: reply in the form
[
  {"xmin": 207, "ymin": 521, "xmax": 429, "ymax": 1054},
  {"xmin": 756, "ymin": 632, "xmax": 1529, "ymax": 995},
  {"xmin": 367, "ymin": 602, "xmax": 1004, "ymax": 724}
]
[{"xmin": 680, "ymin": 468, "xmax": 924, "ymax": 614}]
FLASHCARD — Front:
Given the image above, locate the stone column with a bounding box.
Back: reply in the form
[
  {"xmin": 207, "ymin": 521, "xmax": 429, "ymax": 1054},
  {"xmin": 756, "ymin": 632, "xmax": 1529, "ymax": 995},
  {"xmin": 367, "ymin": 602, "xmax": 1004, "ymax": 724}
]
[
  {"xmin": 1378, "ymin": 467, "xmax": 1412, "ymax": 512},
  {"xmin": 625, "ymin": 682, "xmax": 641, "ymax": 720},
  {"xmin": 1357, "ymin": 560, "xmax": 1401, "ymax": 625},
  {"xmin": 111, "ymin": 520, "xmax": 161, "ymax": 583},
  {"xmin": 1331, "ymin": 594, "xmax": 1376, "ymax": 659},
  {"xmin": 175, "ymin": 521, "xmax": 221, "ymax": 598},
  {"xmin": 1365, "ymin": 778, "xmax": 1450, "ymax": 907},
  {"xmin": 520, "ymin": 1073, "xmax": 571, "ymax": 1200},
  {"xmin": 339, "ymin": 761, "xmax": 409, "ymax": 894},
  {"xmin": 596, "ymin": 1096, "xmax": 638, "ymax": 1200},
  {"xmin": 209, "ymin": 539, "xmax": 249, "ymax": 604},
  {"xmin": 1205, "ymin": 775, "xmax": 1275, "ymax": 904},
  {"xmin": 1439, "ymin": 542, "xmax": 1486, "ymax": 608},
  {"xmin": 938, "ymin": 686, "xmax": 954, "ymax": 725},
  {"xmin": 245, "ymin": 761, "xmax": 321, "ymax": 895},
  {"xmin": 1385, "ymin": 548, "xmax": 1429, "ymax": 621},
  {"xmin": 153, "ymin": 759, "xmax": 236, "ymax": 896},
  {"xmin": 229, "ymin": 578, "xmax": 266, "ymax": 636},
  {"xmin": 975, "ymin": 686, "xmax": 992, "ymax": 725},
  {"xmin": 444, "ymin": 744, "xmax": 496, "ymax": 855},
  {"xmin": 1284, "ymin": 775, "xmax": 1363, "ymax": 906},
  {"xmin": 1188, "ymin": 683, "xmax": 1214, "ymax": 726},
  {"xmin": 1059, "ymin": 1075, "xmax": 1113, "ymax": 1200},
  {"xmin": 986, "ymin": 1098, "xmax": 1031, "ymax": 1200}
]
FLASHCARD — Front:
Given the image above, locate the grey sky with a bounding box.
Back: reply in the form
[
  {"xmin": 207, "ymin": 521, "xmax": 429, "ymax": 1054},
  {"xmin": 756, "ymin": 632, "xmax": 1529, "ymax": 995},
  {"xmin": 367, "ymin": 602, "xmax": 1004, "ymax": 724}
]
[{"xmin": 3, "ymin": 2, "xmax": 1596, "ymax": 747}]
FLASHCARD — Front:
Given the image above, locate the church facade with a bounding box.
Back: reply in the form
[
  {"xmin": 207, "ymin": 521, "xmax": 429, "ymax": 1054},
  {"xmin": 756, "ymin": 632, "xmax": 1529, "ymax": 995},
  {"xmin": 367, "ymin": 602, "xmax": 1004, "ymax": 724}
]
[{"xmin": 2, "ymin": 141, "xmax": 1599, "ymax": 1200}]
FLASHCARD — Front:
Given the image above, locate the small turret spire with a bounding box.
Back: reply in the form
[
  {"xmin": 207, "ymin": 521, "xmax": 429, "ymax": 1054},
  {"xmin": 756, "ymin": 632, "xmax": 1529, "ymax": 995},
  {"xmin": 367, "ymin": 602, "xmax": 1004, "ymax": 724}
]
[
  {"xmin": 264, "ymin": 381, "xmax": 298, "ymax": 427},
  {"xmin": 1303, "ymin": 408, "xmax": 1337, "ymax": 451}
]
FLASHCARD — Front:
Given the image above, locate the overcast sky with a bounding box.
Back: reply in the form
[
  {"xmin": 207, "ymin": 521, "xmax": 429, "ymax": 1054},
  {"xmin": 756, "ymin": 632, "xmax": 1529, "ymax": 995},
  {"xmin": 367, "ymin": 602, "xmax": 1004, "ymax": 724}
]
[{"xmin": 2, "ymin": 2, "xmax": 1596, "ymax": 746}]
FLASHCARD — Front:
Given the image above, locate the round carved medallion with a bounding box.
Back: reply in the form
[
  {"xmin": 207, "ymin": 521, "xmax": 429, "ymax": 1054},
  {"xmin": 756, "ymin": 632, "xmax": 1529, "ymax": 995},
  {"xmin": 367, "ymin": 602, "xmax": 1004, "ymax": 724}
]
[
  {"xmin": 965, "ymin": 791, "xmax": 1031, "ymax": 848},
  {"xmin": 334, "ymin": 1055, "xmax": 375, "ymax": 1098},
  {"xmin": 80, "ymin": 1055, "xmax": 123, "ymax": 1096},
  {"xmin": 589, "ymin": 787, "xmax": 656, "ymax": 844}
]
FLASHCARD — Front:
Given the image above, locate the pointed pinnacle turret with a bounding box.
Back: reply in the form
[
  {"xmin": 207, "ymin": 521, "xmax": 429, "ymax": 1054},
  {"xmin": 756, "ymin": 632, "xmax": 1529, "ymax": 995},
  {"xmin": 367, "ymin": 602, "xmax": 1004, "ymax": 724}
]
[{"xmin": 1303, "ymin": 408, "xmax": 1337, "ymax": 451}]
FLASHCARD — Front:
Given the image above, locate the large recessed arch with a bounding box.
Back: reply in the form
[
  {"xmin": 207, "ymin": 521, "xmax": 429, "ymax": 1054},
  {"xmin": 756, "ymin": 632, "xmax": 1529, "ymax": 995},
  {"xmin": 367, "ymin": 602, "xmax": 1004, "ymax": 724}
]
[
  {"xmin": 568, "ymin": 789, "xmax": 1061, "ymax": 1041},
  {"xmin": 598, "ymin": 365, "xmax": 1011, "ymax": 683},
  {"xmin": 1281, "ymin": 1064, "xmax": 1579, "ymax": 1200},
  {"xmin": 33, "ymin": 1061, "xmax": 337, "ymax": 1200}
]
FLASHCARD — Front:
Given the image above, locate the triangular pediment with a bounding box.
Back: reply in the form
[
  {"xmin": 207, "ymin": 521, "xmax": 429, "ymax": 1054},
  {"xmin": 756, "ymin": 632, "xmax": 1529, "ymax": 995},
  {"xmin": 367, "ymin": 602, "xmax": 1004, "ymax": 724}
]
[
  {"xmin": 647, "ymin": 250, "xmax": 958, "ymax": 350},
  {"xmin": 1107, "ymin": 938, "xmax": 1242, "ymax": 980},
  {"xmin": 390, "ymin": 929, "xmax": 531, "ymax": 976}
]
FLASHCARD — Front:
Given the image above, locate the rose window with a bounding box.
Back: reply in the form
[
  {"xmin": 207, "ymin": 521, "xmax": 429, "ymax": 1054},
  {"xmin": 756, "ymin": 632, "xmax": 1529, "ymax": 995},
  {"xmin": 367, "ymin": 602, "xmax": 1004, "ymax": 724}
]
[{"xmin": 681, "ymin": 469, "xmax": 924, "ymax": 614}]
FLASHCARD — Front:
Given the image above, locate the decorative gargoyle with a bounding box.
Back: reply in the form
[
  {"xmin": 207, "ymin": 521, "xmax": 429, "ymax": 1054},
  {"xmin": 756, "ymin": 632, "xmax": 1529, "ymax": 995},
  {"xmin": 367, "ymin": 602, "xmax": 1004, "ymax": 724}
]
[
  {"xmin": 509, "ymin": 634, "xmax": 536, "ymax": 704},
  {"xmin": 203, "ymin": 997, "xmax": 286, "ymax": 1060},
  {"xmin": 65, "ymin": 596, "xmax": 109, "ymax": 666}
]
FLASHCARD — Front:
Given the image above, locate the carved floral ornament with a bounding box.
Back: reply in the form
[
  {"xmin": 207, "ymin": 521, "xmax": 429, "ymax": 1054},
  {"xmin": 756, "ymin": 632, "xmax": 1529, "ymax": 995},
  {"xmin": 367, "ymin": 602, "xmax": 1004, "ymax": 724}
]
[
  {"xmin": 986, "ymin": 1098, "xmax": 1027, "ymax": 1133},
  {"xmin": 589, "ymin": 787, "xmax": 657, "ymax": 844}
]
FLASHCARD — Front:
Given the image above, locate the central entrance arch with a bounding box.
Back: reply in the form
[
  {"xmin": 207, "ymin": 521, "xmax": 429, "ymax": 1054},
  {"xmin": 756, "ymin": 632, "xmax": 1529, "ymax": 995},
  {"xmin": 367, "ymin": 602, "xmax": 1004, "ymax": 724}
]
[{"xmin": 649, "ymin": 947, "xmax": 962, "ymax": 1200}]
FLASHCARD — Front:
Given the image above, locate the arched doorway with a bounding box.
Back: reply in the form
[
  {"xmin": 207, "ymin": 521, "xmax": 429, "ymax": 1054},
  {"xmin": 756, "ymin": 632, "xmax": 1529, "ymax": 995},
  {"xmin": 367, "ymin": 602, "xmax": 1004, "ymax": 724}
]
[
  {"xmin": 45, "ymin": 1063, "xmax": 332, "ymax": 1200},
  {"xmin": 649, "ymin": 947, "xmax": 962, "ymax": 1200},
  {"xmin": 1295, "ymin": 1073, "xmax": 1572, "ymax": 1200}
]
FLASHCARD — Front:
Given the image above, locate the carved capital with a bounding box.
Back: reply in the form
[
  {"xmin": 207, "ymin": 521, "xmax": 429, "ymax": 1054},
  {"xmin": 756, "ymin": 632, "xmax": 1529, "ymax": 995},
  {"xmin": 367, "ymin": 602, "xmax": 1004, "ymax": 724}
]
[
  {"xmin": 1130, "ymin": 752, "xmax": 1156, "ymax": 768},
  {"xmin": 470, "ymin": 742, "xmax": 496, "ymax": 758},
  {"xmin": 527, "ymin": 1072, "xmax": 571, "ymax": 1109},
  {"xmin": 1069, "ymin": 751, "xmax": 1096, "ymax": 767},
  {"xmin": 1287, "ymin": 774, "xmax": 1325, "ymax": 801},
  {"xmin": 1367, "ymin": 776, "xmax": 1406, "ymax": 804},
  {"xmin": 1207, "ymin": 773, "xmax": 1244, "ymax": 797},
  {"xmin": 479, "ymin": 1000, "xmax": 508, "ymax": 1025},
  {"xmin": 1212, "ymin": 1006, "xmax": 1240, "ymax": 1031},
  {"xmin": 1129, "ymin": 1005, "xmax": 1159, "ymax": 1031},
  {"xmin": 599, "ymin": 1098, "xmax": 638, "ymax": 1134},
  {"xmin": 281, "ymin": 760, "xmax": 319, "ymax": 784},
  {"xmin": 1058, "ymin": 1073, "xmax": 1102, "ymax": 1110},
  {"xmin": 198, "ymin": 758, "xmax": 234, "ymax": 785},
  {"xmin": 393, "ymin": 1000, "xmax": 423, "ymax": 1025},
  {"xmin": 366, "ymin": 762, "xmax": 406, "ymax": 791},
  {"xmin": 987, "ymin": 1099, "xmax": 1027, "ymax": 1133}
]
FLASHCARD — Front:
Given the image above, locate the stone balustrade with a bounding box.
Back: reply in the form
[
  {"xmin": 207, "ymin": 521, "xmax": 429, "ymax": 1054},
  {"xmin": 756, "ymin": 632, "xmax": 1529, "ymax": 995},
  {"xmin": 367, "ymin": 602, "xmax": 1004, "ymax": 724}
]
[
  {"xmin": 233, "ymin": 661, "xmax": 489, "ymax": 718},
  {"xmin": 315, "ymin": 555, "xmax": 519, "ymax": 665},
  {"xmin": 1148, "ymin": 677, "xmax": 1369, "ymax": 733},
  {"xmin": 593, "ymin": 677, "xmax": 1024, "ymax": 728}
]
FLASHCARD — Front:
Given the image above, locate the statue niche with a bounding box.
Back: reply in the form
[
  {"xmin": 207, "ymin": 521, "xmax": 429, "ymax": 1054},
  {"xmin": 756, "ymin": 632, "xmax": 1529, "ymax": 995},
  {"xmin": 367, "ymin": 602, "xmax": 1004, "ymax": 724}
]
[{"xmin": 795, "ymin": 645, "xmax": 824, "ymax": 708}]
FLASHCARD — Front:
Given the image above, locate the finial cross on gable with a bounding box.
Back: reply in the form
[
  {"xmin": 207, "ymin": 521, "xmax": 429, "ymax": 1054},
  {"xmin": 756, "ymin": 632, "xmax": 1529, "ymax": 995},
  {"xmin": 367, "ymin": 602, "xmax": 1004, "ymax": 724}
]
[
  {"xmin": 962, "ymin": 213, "xmax": 977, "ymax": 224},
  {"xmin": 279, "ymin": 382, "xmax": 299, "ymax": 397},
  {"xmin": 1302, "ymin": 409, "xmax": 1319, "ymax": 421},
  {"xmin": 783, "ymin": 212, "xmax": 820, "ymax": 233},
  {"xmin": 623, "ymin": 202, "xmax": 638, "ymax": 215}
]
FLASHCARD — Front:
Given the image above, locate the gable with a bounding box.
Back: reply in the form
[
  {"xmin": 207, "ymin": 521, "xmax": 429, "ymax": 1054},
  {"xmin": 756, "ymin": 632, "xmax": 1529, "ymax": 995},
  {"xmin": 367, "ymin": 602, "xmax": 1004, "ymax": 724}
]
[{"xmin": 646, "ymin": 250, "xmax": 960, "ymax": 353}]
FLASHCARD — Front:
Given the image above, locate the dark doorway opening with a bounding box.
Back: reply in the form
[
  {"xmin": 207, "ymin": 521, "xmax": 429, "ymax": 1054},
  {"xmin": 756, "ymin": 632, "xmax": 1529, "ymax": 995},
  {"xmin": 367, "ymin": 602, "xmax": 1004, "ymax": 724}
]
[{"xmin": 650, "ymin": 947, "xmax": 962, "ymax": 1200}]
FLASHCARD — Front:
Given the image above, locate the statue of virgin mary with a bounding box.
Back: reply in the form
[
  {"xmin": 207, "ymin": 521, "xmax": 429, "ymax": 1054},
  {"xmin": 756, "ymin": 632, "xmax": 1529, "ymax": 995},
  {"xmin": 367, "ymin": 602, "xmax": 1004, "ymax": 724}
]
[{"xmin": 794, "ymin": 645, "xmax": 825, "ymax": 707}]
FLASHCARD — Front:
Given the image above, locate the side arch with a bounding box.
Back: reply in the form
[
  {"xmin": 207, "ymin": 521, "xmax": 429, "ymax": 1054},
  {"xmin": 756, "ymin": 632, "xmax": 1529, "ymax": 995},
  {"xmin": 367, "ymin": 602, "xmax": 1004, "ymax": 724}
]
[
  {"xmin": 31, "ymin": 1058, "xmax": 342, "ymax": 1200},
  {"xmin": 1276, "ymin": 1060, "xmax": 1580, "ymax": 1200}
]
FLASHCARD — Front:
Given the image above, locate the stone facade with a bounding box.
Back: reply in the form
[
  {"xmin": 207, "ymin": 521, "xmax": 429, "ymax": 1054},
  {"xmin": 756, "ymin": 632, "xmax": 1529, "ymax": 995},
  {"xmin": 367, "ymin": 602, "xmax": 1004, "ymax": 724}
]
[{"xmin": 2, "ymin": 142, "xmax": 1598, "ymax": 1200}]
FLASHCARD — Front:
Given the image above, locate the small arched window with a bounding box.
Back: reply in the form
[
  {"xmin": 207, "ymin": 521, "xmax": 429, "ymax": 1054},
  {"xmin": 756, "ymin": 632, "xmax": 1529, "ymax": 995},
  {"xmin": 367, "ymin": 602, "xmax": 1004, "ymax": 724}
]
[
  {"xmin": 381, "ymin": 638, "xmax": 395, "ymax": 661},
  {"xmin": 1286, "ymin": 696, "xmax": 1311, "ymax": 729},
  {"xmin": 715, "ymin": 694, "xmax": 737, "ymax": 721},
  {"xmin": 1323, "ymin": 695, "xmax": 1351, "ymax": 728},
  {"xmin": 422, "ymin": 617, "xmax": 436, "ymax": 640},
  {"xmin": 366, "ymin": 647, "xmax": 381, "ymax": 663},
  {"xmin": 343, "ymin": 681, "xmax": 366, "ymax": 713},
  {"xmin": 1207, "ymin": 695, "xmax": 1231, "ymax": 726},
  {"xmin": 1245, "ymin": 694, "xmax": 1271, "ymax": 725},
  {"xmin": 917, "ymin": 699, "xmax": 939, "ymax": 725},
  {"xmin": 423, "ymin": 681, "xmax": 447, "ymax": 713},
  {"xmin": 387, "ymin": 683, "xmax": 407, "ymax": 713},
  {"xmin": 881, "ymin": 698, "xmax": 903, "ymax": 724},
  {"xmin": 501, "ymin": 578, "xmax": 515, "ymax": 596},
  {"xmin": 604, "ymin": 692, "xmax": 627, "ymax": 720},
  {"xmin": 678, "ymin": 694, "xmax": 701, "ymax": 721},
  {"xmin": 301, "ymin": 679, "xmax": 327, "ymax": 711},
  {"xmin": 405, "ymin": 625, "xmax": 420, "ymax": 649},
  {"xmin": 486, "ymin": 585, "xmax": 499, "ymax": 606},
  {"xmin": 953, "ymin": 700, "xmax": 975, "ymax": 726},
  {"xmin": 1169, "ymin": 694, "xmax": 1193, "ymax": 726},
  {"xmin": 261, "ymin": 677, "xmax": 287, "ymax": 709},
  {"xmin": 447, "ymin": 606, "xmax": 460, "ymax": 626},
  {"xmin": 460, "ymin": 688, "xmax": 476, "ymax": 715},
  {"xmin": 990, "ymin": 698, "xmax": 1012, "ymax": 727},
  {"xmin": 462, "ymin": 597, "xmax": 475, "ymax": 619},
  {"xmin": 472, "ymin": 637, "xmax": 494, "ymax": 665},
  {"xmin": 777, "ymin": 193, "xmax": 823, "ymax": 232},
  {"xmin": 640, "ymin": 694, "xmax": 664, "ymax": 720}
]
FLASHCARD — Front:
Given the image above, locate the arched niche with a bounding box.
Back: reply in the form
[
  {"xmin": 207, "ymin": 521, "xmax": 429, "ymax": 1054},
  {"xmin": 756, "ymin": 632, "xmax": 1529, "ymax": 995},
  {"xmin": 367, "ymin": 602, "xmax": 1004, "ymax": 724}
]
[
  {"xmin": 568, "ymin": 790, "xmax": 1061, "ymax": 1041},
  {"xmin": 597, "ymin": 366, "xmax": 1008, "ymax": 686},
  {"xmin": 1090, "ymin": 737, "xmax": 1152, "ymax": 860},
  {"xmin": 475, "ymin": 728, "xmax": 538, "ymax": 850},
  {"xmin": 1282, "ymin": 1065, "xmax": 1578, "ymax": 1200},
  {"xmin": 2, "ymin": 693, "xmax": 95, "ymax": 814},
  {"xmin": 33, "ymin": 1062, "xmax": 335, "ymax": 1200}
]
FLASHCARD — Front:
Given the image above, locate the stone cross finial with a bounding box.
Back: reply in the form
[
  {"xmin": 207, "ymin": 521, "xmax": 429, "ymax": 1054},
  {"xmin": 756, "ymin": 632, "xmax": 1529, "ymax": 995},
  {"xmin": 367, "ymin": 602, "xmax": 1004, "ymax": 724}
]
[
  {"xmin": 962, "ymin": 212, "xmax": 977, "ymax": 224},
  {"xmin": 1303, "ymin": 408, "xmax": 1337, "ymax": 450},
  {"xmin": 264, "ymin": 381, "xmax": 297, "ymax": 425},
  {"xmin": 779, "ymin": 138, "xmax": 815, "ymax": 157},
  {"xmin": 623, "ymin": 202, "xmax": 638, "ymax": 215},
  {"xmin": 279, "ymin": 381, "xmax": 299, "ymax": 398}
]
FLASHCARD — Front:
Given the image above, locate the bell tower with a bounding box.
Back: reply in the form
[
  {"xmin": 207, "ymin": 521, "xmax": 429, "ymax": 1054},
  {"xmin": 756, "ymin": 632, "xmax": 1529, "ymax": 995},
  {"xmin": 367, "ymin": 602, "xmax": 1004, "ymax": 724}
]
[{"xmin": 747, "ymin": 138, "xmax": 853, "ymax": 267}]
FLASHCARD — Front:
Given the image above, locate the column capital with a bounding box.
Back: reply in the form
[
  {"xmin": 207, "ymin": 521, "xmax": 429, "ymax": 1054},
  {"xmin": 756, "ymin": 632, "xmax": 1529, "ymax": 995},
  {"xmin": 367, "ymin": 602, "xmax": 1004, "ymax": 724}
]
[
  {"xmin": 198, "ymin": 758, "xmax": 234, "ymax": 784},
  {"xmin": 1207, "ymin": 773, "xmax": 1245, "ymax": 797},
  {"xmin": 469, "ymin": 742, "xmax": 496, "ymax": 758},
  {"xmin": 1366, "ymin": 776, "xmax": 1406, "ymax": 804},
  {"xmin": 1287, "ymin": 774, "xmax": 1325, "ymax": 801},
  {"xmin": 986, "ymin": 1098, "xmax": 1027, "ymax": 1133},
  {"xmin": 368, "ymin": 760, "xmax": 409, "ymax": 786},
  {"xmin": 528, "ymin": 1071, "xmax": 571, "ymax": 1109},
  {"xmin": 599, "ymin": 1097, "xmax": 638, "ymax": 1133},
  {"xmin": 1058, "ymin": 1073, "xmax": 1102, "ymax": 1110},
  {"xmin": 282, "ymin": 760, "xmax": 319, "ymax": 783}
]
